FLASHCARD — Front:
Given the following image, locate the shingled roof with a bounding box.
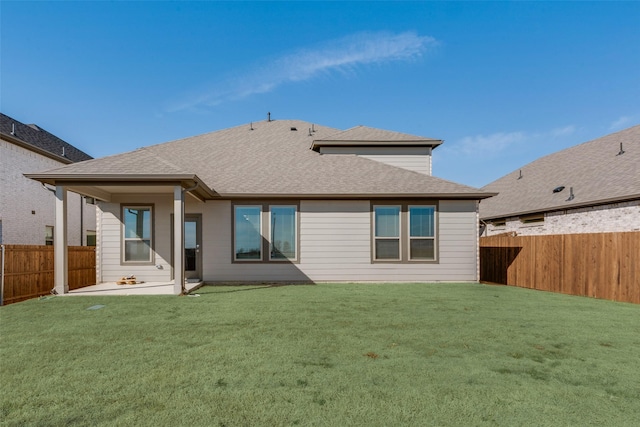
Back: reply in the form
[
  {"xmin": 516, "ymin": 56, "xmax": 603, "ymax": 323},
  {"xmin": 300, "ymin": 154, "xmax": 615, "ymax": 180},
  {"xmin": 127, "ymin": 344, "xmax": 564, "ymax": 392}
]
[
  {"xmin": 311, "ymin": 125, "xmax": 442, "ymax": 151},
  {"xmin": 26, "ymin": 119, "xmax": 493, "ymax": 200},
  {"xmin": 1, "ymin": 113, "xmax": 92, "ymax": 163},
  {"xmin": 480, "ymin": 124, "xmax": 640, "ymax": 220}
]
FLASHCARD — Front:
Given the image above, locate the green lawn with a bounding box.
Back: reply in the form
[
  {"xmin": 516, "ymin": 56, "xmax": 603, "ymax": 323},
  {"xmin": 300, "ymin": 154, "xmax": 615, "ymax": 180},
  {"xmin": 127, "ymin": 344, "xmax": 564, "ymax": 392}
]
[{"xmin": 1, "ymin": 283, "xmax": 639, "ymax": 426}]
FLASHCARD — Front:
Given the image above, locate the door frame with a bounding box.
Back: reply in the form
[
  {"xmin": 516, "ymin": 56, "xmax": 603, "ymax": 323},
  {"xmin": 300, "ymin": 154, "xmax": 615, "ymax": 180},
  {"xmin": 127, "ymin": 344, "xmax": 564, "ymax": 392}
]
[{"xmin": 171, "ymin": 213, "xmax": 202, "ymax": 281}]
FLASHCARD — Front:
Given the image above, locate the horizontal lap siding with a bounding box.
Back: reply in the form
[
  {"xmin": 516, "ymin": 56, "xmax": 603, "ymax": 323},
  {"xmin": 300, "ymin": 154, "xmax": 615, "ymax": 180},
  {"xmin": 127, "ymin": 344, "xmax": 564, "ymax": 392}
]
[
  {"xmin": 98, "ymin": 196, "xmax": 172, "ymax": 283},
  {"xmin": 320, "ymin": 147, "xmax": 431, "ymax": 175},
  {"xmin": 201, "ymin": 200, "xmax": 478, "ymax": 283}
]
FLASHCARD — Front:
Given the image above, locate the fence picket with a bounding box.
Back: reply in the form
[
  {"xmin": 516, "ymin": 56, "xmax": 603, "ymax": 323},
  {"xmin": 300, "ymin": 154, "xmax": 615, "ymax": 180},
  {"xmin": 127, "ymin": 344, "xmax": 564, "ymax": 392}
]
[
  {"xmin": 1, "ymin": 245, "xmax": 96, "ymax": 305},
  {"xmin": 480, "ymin": 232, "xmax": 640, "ymax": 304}
]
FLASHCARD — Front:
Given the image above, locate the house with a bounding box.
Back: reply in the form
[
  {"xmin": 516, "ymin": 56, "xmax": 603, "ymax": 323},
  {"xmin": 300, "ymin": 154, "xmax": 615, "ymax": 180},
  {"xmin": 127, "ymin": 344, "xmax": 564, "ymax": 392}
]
[
  {"xmin": 480, "ymin": 124, "xmax": 640, "ymax": 236},
  {"xmin": 25, "ymin": 117, "xmax": 496, "ymax": 295},
  {"xmin": 0, "ymin": 113, "xmax": 96, "ymax": 245}
]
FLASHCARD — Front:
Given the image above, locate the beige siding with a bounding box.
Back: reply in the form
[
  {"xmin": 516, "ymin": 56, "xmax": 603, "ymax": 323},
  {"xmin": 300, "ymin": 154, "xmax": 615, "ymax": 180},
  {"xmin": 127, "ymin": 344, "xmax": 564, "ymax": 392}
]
[
  {"xmin": 200, "ymin": 199, "xmax": 478, "ymax": 283},
  {"xmin": 98, "ymin": 194, "xmax": 173, "ymax": 283},
  {"xmin": 97, "ymin": 196, "xmax": 479, "ymax": 284},
  {"xmin": 320, "ymin": 146, "xmax": 432, "ymax": 175}
]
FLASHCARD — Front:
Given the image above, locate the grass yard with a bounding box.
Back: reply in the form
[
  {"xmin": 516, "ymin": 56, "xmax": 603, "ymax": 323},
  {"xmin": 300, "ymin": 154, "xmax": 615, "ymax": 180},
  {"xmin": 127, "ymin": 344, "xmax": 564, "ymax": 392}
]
[{"xmin": 1, "ymin": 283, "xmax": 640, "ymax": 426}]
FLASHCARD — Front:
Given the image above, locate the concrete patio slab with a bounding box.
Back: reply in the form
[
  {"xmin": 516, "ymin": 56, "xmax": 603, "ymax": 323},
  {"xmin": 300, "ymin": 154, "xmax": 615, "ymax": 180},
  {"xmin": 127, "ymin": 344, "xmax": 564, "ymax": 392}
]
[{"xmin": 67, "ymin": 280, "xmax": 203, "ymax": 296}]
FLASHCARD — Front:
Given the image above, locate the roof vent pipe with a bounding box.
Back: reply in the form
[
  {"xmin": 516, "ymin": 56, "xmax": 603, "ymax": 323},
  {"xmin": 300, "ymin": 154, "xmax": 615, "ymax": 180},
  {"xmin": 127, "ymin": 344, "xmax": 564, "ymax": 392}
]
[
  {"xmin": 517, "ymin": 170, "xmax": 522, "ymax": 180},
  {"xmin": 267, "ymin": 112, "xmax": 271, "ymax": 122},
  {"xmin": 11, "ymin": 123, "xmax": 15, "ymax": 135},
  {"xmin": 617, "ymin": 142, "xmax": 625, "ymax": 156},
  {"xmin": 62, "ymin": 146, "xmax": 66, "ymax": 157},
  {"xmin": 311, "ymin": 124, "xmax": 315, "ymax": 133},
  {"xmin": 566, "ymin": 187, "xmax": 575, "ymax": 202},
  {"xmin": 250, "ymin": 122, "xmax": 254, "ymax": 131}
]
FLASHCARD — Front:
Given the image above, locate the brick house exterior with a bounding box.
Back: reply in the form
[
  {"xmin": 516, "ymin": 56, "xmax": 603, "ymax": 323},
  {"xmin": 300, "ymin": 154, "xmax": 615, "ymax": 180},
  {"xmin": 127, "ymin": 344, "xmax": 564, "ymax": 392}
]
[
  {"xmin": 0, "ymin": 113, "xmax": 96, "ymax": 245},
  {"xmin": 480, "ymin": 125, "xmax": 640, "ymax": 236}
]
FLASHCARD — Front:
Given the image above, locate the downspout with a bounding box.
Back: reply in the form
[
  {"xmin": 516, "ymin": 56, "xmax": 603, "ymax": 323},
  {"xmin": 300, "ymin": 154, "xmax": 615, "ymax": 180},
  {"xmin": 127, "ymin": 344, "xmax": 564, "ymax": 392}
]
[
  {"xmin": 80, "ymin": 197, "xmax": 84, "ymax": 246},
  {"xmin": 1, "ymin": 245, "xmax": 5, "ymax": 306}
]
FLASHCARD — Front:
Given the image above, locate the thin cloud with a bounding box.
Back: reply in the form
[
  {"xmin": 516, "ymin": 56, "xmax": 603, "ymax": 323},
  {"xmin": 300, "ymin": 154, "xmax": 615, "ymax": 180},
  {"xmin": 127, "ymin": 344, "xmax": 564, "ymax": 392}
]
[
  {"xmin": 609, "ymin": 114, "xmax": 640, "ymax": 131},
  {"xmin": 550, "ymin": 125, "xmax": 576, "ymax": 137},
  {"xmin": 453, "ymin": 131, "xmax": 526, "ymax": 156},
  {"xmin": 167, "ymin": 31, "xmax": 438, "ymax": 112}
]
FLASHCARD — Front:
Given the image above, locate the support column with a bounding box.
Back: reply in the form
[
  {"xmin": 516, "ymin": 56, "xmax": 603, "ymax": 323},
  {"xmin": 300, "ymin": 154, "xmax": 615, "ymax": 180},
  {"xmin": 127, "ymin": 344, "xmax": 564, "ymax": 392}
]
[
  {"xmin": 54, "ymin": 186, "xmax": 68, "ymax": 294},
  {"xmin": 173, "ymin": 186, "xmax": 185, "ymax": 295}
]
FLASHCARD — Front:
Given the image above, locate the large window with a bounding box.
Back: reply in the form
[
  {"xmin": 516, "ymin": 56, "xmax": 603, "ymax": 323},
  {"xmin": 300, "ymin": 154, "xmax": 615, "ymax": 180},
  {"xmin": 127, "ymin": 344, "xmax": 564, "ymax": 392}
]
[
  {"xmin": 408, "ymin": 206, "xmax": 435, "ymax": 260},
  {"xmin": 123, "ymin": 206, "xmax": 153, "ymax": 263},
  {"xmin": 373, "ymin": 203, "xmax": 437, "ymax": 262},
  {"xmin": 373, "ymin": 206, "xmax": 401, "ymax": 260},
  {"xmin": 270, "ymin": 206, "xmax": 297, "ymax": 260},
  {"xmin": 234, "ymin": 204, "xmax": 298, "ymax": 262},
  {"xmin": 234, "ymin": 206, "xmax": 262, "ymax": 260}
]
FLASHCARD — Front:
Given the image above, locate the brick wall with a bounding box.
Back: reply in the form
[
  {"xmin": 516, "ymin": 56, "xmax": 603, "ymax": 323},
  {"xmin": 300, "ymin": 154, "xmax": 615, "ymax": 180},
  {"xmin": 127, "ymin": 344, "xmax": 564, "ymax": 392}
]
[
  {"xmin": 0, "ymin": 139, "xmax": 96, "ymax": 245},
  {"xmin": 484, "ymin": 199, "xmax": 640, "ymax": 236}
]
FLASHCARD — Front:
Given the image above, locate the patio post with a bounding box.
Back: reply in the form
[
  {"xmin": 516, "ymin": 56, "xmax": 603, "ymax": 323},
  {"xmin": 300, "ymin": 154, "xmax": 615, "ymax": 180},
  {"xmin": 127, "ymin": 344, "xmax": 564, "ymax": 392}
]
[
  {"xmin": 54, "ymin": 185, "xmax": 68, "ymax": 294},
  {"xmin": 173, "ymin": 185, "xmax": 184, "ymax": 295}
]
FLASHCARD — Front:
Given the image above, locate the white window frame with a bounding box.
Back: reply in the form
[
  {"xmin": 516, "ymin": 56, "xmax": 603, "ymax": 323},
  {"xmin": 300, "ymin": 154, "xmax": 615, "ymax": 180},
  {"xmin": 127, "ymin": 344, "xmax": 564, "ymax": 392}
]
[
  {"xmin": 268, "ymin": 205, "xmax": 298, "ymax": 262},
  {"xmin": 373, "ymin": 205, "xmax": 402, "ymax": 261},
  {"xmin": 407, "ymin": 205, "xmax": 437, "ymax": 261},
  {"xmin": 122, "ymin": 205, "xmax": 153, "ymax": 264},
  {"xmin": 234, "ymin": 205, "xmax": 263, "ymax": 262},
  {"xmin": 45, "ymin": 225, "xmax": 54, "ymax": 246}
]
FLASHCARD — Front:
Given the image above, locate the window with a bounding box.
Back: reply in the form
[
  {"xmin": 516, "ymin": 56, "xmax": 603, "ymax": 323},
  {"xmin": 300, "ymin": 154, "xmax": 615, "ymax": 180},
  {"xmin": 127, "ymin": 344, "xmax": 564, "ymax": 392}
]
[
  {"xmin": 87, "ymin": 230, "xmax": 96, "ymax": 246},
  {"xmin": 122, "ymin": 206, "xmax": 153, "ymax": 262},
  {"xmin": 372, "ymin": 203, "xmax": 438, "ymax": 262},
  {"xmin": 270, "ymin": 206, "xmax": 297, "ymax": 260},
  {"xmin": 45, "ymin": 226, "xmax": 54, "ymax": 246},
  {"xmin": 234, "ymin": 206, "xmax": 262, "ymax": 260},
  {"xmin": 234, "ymin": 203, "xmax": 299, "ymax": 262},
  {"xmin": 373, "ymin": 206, "xmax": 401, "ymax": 260},
  {"xmin": 408, "ymin": 206, "xmax": 436, "ymax": 260},
  {"xmin": 520, "ymin": 214, "xmax": 544, "ymax": 225}
]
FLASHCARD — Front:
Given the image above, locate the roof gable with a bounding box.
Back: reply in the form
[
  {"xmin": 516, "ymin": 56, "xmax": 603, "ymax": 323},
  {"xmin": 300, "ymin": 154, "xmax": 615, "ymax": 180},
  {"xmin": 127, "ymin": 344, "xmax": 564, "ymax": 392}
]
[
  {"xmin": 1, "ymin": 113, "xmax": 92, "ymax": 163},
  {"xmin": 480, "ymin": 124, "xmax": 640, "ymax": 219}
]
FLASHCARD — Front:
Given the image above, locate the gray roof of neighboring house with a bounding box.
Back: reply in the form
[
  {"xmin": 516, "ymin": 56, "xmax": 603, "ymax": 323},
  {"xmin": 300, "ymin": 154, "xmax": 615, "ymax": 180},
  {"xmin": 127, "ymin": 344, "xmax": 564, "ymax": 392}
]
[
  {"xmin": 479, "ymin": 124, "xmax": 640, "ymax": 220},
  {"xmin": 26, "ymin": 119, "xmax": 494, "ymax": 199},
  {"xmin": 1, "ymin": 113, "xmax": 93, "ymax": 163}
]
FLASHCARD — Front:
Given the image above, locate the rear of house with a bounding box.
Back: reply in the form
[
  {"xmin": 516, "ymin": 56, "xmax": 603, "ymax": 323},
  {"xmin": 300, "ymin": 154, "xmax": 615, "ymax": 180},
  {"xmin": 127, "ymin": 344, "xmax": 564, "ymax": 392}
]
[{"xmin": 27, "ymin": 118, "xmax": 495, "ymax": 293}]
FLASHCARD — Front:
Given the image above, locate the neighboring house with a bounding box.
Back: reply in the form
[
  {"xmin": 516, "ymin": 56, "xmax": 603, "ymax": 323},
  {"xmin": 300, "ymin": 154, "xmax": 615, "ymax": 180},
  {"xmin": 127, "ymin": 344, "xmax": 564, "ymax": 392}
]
[
  {"xmin": 480, "ymin": 125, "xmax": 640, "ymax": 236},
  {"xmin": 26, "ymin": 118, "xmax": 495, "ymax": 295},
  {"xmin": 0, "ymin": 113, "xmax": 96, "ymax": 245}
]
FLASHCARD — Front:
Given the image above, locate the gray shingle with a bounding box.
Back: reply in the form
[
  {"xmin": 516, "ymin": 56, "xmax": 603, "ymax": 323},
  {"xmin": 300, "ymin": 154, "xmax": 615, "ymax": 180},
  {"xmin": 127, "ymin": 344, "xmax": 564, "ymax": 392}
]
[
  {"xmin": 480, "ymin": 124, "xmax": 640, "ymax": 220},
  {"xmin": 1, "ymin": 113, "xmax": 92, "ymax": 163},
  {"xmin": 28, "ymin": 119, "xmax": 492, "ymax": 198}
]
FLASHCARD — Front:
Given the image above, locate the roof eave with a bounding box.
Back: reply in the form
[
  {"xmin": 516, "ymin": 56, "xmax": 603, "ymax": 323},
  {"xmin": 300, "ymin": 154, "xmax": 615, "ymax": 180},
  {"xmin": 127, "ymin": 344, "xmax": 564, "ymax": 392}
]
[
  {"xmin": 311, "ymin": 139, "xmax": 444, "ymax": 151},
  {"xmin": 23, "ymin": 173, "xmax": 221, "ymax": 199},
  {"xmin": 219, "ymin": 192, "xmax": 496, "ymax": 200},
  {"xmin": 2, "ymin": 132, "xmax": 75, "ymax": 164},
  {"xmin": 480, "ymin": 193, "xmax": 640, "ymax": 221}
]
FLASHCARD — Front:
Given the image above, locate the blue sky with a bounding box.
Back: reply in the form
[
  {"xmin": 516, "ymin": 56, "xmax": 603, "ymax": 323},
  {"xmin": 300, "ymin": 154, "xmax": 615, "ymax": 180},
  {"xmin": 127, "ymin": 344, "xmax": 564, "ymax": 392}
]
[{"xmin": 2, "ymin": 1, "xmax": 639, "ymax": 188}]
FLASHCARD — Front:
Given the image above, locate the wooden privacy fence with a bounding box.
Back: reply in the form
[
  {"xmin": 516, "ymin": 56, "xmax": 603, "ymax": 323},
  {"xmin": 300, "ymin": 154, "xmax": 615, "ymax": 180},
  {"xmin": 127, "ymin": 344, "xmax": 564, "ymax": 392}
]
[
  {"xmin": 480, "ymin": 232, "xmax": 640, "ymax": 304},
  {"xmin": 0, "ymin": 245, "xmax": 96, "ymax": 305}
]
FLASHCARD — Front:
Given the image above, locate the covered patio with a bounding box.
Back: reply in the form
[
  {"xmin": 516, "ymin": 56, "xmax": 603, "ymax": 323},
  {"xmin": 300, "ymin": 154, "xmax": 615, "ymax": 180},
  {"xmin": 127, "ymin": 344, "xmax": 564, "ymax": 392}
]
[{"xmin": 24, "ymin": 170, "xmax": 219, "ymax": 296}]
